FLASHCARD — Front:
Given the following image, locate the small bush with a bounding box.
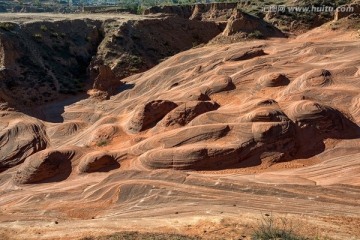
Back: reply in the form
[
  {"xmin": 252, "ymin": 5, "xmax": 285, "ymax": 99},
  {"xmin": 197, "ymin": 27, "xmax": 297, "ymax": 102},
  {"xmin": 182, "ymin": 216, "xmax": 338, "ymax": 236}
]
[
  {"xmin": 81, "ymin": 231, "xmax": 199, "ymax": 240},
  {"xmin": 127, "ymin": 55, "xmax": 143, "ymax": 66},
  {"xmin": 248, "ymin": 30, "xmax": 265, "ymax": 39},
  {"xmin": 136, "ymin": 5, "xmax": 145, "ymax": 15},
  {"xmin": 50, "ymin": 32, "xmax": 59, "ymax": 38},
  {"xmin": 40, "ymin": 25, "xmax": 47, "ymax": 32},
  {"xmin": 192, "ymin": 41, "xmax": 199, "ymax": 48},
  {"xmin": 0, "ymin": 22, "xmax": 16, "ymax": 31},
  {"xmin": 252, "ymin": 214, "xmax": 307, "ymax": 240},
  {"xmin": 96, "ymin": 139, "xmax": 109, "ymax": 147},
  {"xmin": 33, "ymin": 33, "xmax": 42, "ymax": 41}
]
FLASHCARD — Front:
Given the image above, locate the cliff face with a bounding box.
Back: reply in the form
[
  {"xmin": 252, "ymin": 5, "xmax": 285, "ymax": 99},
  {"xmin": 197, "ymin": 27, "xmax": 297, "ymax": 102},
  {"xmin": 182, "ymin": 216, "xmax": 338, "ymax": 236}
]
[
  {"xmin": 0, "ymin": 15, "xmax": 222, "ymax": 107},
  {"xmin": 0, "ymin": 19, "xmax": 102, "ymax": 107},
  {"xmin": 144, "ymin": 2, "xmax": 239, "ymax": 21},
  {"xmin": 222, "ymin": 9, "xmax": 284, "ymax": 38},
  {"xmin": 143, "ymin": 5, "xmax": 195, "ymax": 18},
  {"xmin": 190, "ymin": 2, "xmax": 238, "ymax": 21},
  {"xmin": 90, "ymin": 16, "xmax": 223, "ymax": 81}
]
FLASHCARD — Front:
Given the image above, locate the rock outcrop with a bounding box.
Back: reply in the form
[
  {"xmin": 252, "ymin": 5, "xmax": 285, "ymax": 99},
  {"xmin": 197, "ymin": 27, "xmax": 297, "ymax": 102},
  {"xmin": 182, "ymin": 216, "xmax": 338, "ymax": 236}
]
[
  {"xmin": 91, "ymin": 65, "xmax": 122, "ymax": 92},
  {"xmin": 90, "ymin": 16, "xmax": 223, "ymax": 80},
  {"xmin": 222, "ymin": 9, "xmax": 284, "ymax": 37},
  {"xmin": 0, "ymin": 116, "xmax": 48, "ymax": 171},
  {"xmin": 157, "ymin": 101, "xmax": 220, "ymax": 128},
  {"xmin": 190, "ymin": 3, "xmax": 238, "ymax": 21},
  {"xmin": 13, "ymin": 148, "xmax": 78, "ymax": 184},
  {"xmin": 127, "ymin": 100, "xmax": 178, "ymax": 133},
  {"xmin": 78, "ymin": 151, "xmax": 119, "ymax": 173},
  {"xmin": 144, "ymin": 5, "xmax": 194, "ymax": 18},
  {"xmin": 258, "ymin": 73, "xmax": 290, "ymax": 87}
]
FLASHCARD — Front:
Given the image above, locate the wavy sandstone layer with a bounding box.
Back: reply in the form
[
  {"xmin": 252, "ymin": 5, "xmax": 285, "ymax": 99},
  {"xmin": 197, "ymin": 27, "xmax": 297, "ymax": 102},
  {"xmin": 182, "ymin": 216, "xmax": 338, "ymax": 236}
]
[{"xmin": 0, "ymin": 12, "xmax": 359, "ymax": 240}]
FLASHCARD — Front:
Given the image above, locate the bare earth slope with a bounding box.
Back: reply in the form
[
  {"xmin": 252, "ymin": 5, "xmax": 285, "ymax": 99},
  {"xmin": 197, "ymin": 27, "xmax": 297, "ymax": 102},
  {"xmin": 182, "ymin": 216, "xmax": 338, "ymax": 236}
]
[{"xmin": 0, "ymin": 13, "xmax": 360, "ymax": 240}]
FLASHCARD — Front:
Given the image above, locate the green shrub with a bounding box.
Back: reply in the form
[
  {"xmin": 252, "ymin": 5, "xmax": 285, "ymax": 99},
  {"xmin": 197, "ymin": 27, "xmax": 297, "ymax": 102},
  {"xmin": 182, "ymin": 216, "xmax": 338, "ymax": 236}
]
[
  {"xmin": 40, "ymin": 25, "xmax": 47, "ymax": 32},
  {"xmin": 252, "ymin": 214, "xmax": 307, "ymax": 240},
  {"xmin": 248, "ymin": 30, "xmax": 265, "ymax": 39},
  {"xmin": 50, "ymin": 32, "xmax": 59, "ymax": 38},
  {"xmin": 81, "ymin": 231, "xmax": 199, "ymax": 240},
  {"xmin": 0, "ymin": 22, "xmax": 16, "ymax": 31},
  {"xmin": 137, "ymin": 5, "xmax": 145, "ymax": 15},
  {"xmin": 33, "ymin": 33, "xmax": 42, "ymax": 41},
  {"xmin": 96, "ymin": 139, "xmax": 109, "ymax": 147}
]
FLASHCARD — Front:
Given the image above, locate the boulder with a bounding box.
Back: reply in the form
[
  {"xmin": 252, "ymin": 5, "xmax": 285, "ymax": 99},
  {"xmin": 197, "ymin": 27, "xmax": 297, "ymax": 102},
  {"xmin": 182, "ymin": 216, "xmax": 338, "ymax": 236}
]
[
  {"xmin": 91, "ymin": 65, "xmax": 122, "ymax": 92},
  {"xmin": 78, "ymin": 152, "xmax": 119, "ymax": 173}
]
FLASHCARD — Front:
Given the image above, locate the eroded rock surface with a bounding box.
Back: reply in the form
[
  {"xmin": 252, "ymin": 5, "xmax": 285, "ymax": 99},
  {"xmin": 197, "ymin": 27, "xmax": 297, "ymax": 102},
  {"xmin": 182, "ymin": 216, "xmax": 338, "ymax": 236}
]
[{"xmin": 13, "ymin": 148, "xmax": 78, "ymax": 184}]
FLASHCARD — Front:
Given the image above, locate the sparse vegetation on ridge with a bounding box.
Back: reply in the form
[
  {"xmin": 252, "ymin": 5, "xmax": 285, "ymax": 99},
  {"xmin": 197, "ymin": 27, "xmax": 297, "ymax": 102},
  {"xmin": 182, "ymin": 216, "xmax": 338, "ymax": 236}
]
[
  {"xmin": 252, "ymin": 215, "xmax": 307, "ymax": 240},
  {"xmin": 96, "ymin": 139, "xmax": 109, "ymax": 147},
  {"xmin": 81, "ymin": 231, "xmax": 200, "ymax": 240},
  {"xmin": 0, "ymin": 22, "xmax": 16, "ymax": 31}
]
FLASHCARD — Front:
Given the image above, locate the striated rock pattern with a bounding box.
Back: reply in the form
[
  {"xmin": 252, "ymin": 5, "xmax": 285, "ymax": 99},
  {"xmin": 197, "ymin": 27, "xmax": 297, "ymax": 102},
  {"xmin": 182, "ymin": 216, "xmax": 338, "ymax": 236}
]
[
  {"xmin": 0, "ymin": 13, "xmax": 359, "ymax": 239},
  {"xmin": 1, "ymin": 27, "xmax": 359, "ymax": 177},
  {"xmin": 156, "ymin": 101, "xmax": 220, "ymax": 128},
  {"xmin": 78, "ymin": 151, "xmax": 119, "ymax": 173},
  {"xmin": 13, "ymin": 148, "xmax": 79, "ymax": 184},
  {"xmin": 0, "ymin": 116, "xmax": 48, "ymax": 171},
  {"xmin": 127, "ymin": 100, "xmax": 178, "ymax": 133}
]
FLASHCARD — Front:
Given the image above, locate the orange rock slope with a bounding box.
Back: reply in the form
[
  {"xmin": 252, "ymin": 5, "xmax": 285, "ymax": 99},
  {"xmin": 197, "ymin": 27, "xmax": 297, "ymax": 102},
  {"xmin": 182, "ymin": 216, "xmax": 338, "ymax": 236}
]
[{"xmin": 0, "ymin": 20, "xmax": 360, "ymax": 239}]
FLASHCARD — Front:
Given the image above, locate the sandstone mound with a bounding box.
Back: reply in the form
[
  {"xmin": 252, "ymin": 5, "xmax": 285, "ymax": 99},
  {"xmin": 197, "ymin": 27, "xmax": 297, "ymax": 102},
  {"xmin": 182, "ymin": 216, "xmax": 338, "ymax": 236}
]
[
  {"xmin": 200, "ymin": 75, "xmax": 235, "ymax": 95},
  {"xmin": 127, "ymin": 100, "xmax": 178, "ymax": 133},
  {"xmin": 282, "ymin": 100, "xmax": 356, "ymax": 136},
  {"xmin": 130, "ymin": 124, "xmax": 231, "ymax": 156},
  {"xmin": 284, "ymin": 69, "xmax": 333, "ymax": 93},
  {"xmin": 78, "ymin": 151, "xmax": 119, "ymax": 173},
  {"xmin": 258, "ymin": 73, "xmax": 290, "ymax": 87},
  {"xmin": 139, "ymin": 145, "xmax": 238, "ymax": 170},
  {"xmin": 0, "ymin": 116, "xmax": 48, "ymax": 171},
  {"xmin": 156, "ymin": 101, "xmax": 220, "ymax": 128},
  {"xmin": 47, "ymin": 121, "xmax": 87, "ymax": 138},
  {"xmin": 242, "ymin": 105, "xmax": 289, "ymax": 123},
  {"xmin": 89, "ymin": 124, "xmax": 118, "ymax": 145},
  {"xmin": 137, "ymin": 120, "xmax": 295, "ymax": 170},
  {"xmin": 13, "ymin": 148, "xmax": 79, "ymax": 184}
]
